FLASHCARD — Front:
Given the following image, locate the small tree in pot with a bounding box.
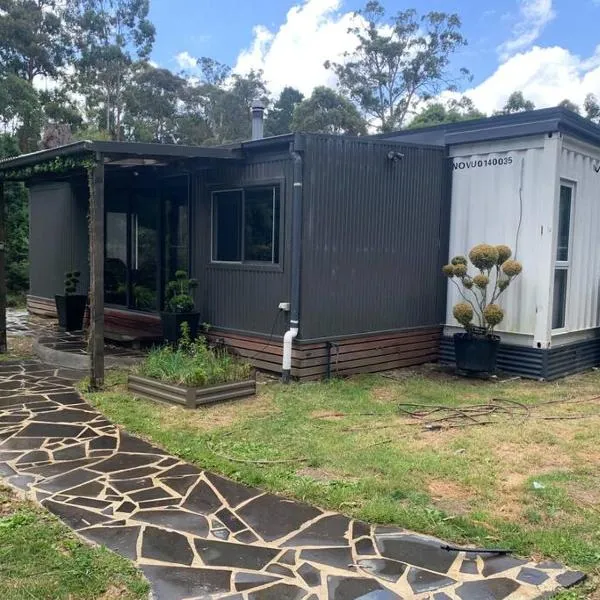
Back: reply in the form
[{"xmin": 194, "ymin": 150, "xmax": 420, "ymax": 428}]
[
  {"xmin": 55, "ymin": 271, "xmax": 87, "ymax": 331},
  {"xmin": 442, "ymin": 244, "xmax": 523, "ymax": 374},
  {"xmin": 160, "ymin": 270, "xmax": 200, "ymax": 344}
]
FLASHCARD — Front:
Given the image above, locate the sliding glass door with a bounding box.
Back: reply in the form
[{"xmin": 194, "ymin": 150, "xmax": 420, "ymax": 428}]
[{"xmin": 104, "ymin": 175, "xmax": 190, "ymax": 312}]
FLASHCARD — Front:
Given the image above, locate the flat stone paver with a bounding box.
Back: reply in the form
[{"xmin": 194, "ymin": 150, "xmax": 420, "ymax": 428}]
[{"xmin": 0, "ymin": 361, "xmax": 586, "ymax": 599}]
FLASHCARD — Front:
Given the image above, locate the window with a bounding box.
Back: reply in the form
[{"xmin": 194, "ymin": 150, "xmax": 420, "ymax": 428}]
[
  {"xmin": 104, "ymin": 176, "xmax": 190, "ymax": 312},
  {"xmin": 212, "ymin": 186, "xmax": 280, "ymax": 264},
  {"xmin": 552, "ymin": 182, "xmax": 574, "ymax": 329}
]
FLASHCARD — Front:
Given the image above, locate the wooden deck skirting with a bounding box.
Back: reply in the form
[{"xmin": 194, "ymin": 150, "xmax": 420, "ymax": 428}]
[
  {"xmin": 28, "ymin": 297, "xmax": 441, "ymax": 379},
  {"xmin": 207, "ymin": 326, "xmax": 442, "ymax": 379}
]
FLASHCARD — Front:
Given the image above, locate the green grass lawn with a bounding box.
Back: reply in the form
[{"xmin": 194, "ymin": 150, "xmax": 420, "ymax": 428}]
[
  {"xmin": 0, "ymin": 484, "xmax": 148, "ymax": 599},
  {"xmin": 84, "ymin": 366, "xmax": 600, "ymax": 598}
]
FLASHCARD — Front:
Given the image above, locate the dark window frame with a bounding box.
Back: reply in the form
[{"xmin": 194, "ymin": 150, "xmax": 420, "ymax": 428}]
[
  {"xmin": 210, "ymin": 181, "xmax": 283, "ymax": 269},
  {"xmin": 104, "ymin": 173, "xmax": 192, "ymax": 313}
]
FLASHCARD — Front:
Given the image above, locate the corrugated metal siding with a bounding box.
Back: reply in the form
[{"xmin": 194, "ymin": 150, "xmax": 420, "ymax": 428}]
[
  {"xmin": 546, "ymin": 337, "xmax": 600, "ymax": 379},
  {"xmin": 192, "ymin": 156, "xmax": 292, "ymax": 336},
  {"xmin": 440, "ymin": 336, "xmax": 545, "ymax": 378},
  {"xmin": 29, "ymin": 182, "xmax": 89, "ymax": 299},
  {"xmin": 559, "ymin": 139, "xmax": 600, "ymax": 333},
  {"xmin": 300, "ymin": 136, "xmax": 448, "ymax": 340},
  {"xmin": 447, "ymin": 137, "xmax": 548, "ymax": 336}
]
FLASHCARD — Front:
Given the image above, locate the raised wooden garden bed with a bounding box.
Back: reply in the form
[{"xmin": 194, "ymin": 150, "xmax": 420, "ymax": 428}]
[{"xmin": 127, "ymin": 374, "xmax": 256, "ymax": 408}]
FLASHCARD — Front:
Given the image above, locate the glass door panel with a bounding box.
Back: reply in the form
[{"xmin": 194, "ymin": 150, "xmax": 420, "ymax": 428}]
[{"xmin": 130, "ymin": 194, "xmax": 158, "ymax": 312}]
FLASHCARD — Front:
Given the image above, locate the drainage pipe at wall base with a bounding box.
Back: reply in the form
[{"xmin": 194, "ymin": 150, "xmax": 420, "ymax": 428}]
[{"xmin": 282, "ymin": 135, "xmax": 304, "ymax": 384}]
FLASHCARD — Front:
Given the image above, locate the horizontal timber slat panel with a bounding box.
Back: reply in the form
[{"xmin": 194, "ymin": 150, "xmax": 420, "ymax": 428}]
[
  {"xmin": 208, "ymin": 327, "xmax": 441, "ymax": 380},
  {"xmin": 27, "ymin": 295, "xmax": 57, "ymax": 318}
]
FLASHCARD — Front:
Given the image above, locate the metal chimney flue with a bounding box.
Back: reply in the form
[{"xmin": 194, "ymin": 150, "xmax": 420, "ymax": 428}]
[{"xmin": 251, "ymin": 100, "xmax": 265, "ymax": 140}]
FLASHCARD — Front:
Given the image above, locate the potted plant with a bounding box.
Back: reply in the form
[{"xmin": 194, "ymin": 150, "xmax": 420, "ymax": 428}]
[
  {"xmin": 128, "ymin": 326, "xmax": 255, "ymax": 408},
  {"xmin": 160, "ymin": 270, "xmax": 200, "ymax": 344},
  {"xmin": 442, "ymin": 244, "xmax": 523, "ymax": 375},
  {"xmin": 55, "ymin": 271, "xmax": 87, "ymax": 331}
]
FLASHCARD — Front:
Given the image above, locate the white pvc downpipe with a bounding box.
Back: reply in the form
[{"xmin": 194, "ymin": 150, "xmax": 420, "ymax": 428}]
[{"xmin": 281, "ymin": 325, "xmax": 298, "ymax": 383}]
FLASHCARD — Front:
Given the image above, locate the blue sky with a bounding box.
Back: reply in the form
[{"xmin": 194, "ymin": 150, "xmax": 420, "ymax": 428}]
[{"xmin": 148, "ymin": 0, "xmax": 600, "ymax": 114}]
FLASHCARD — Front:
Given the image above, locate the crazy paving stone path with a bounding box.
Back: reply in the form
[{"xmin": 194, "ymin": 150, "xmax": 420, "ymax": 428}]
[{"xmin": 0, "ymin": 361, "xmax": 586, "ymax": 600}]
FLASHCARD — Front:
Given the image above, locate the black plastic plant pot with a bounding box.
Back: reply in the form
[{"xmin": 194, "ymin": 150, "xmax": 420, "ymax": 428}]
[
  {"xmin": 454, "ymin": 332, "xmax": 500, "ymax": 374},
  {"xmin": 160, "ymin": 311, "xmax": 201, "ymax": 344},
  {"xmin": 54, "ymin": 294, "xmax": 87, "ymax": 331}
]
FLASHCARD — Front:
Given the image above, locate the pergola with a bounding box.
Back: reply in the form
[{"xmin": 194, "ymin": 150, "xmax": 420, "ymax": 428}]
[{"xmin": 0, "ymin": 140, "xmax": 243, "ymax": 389}]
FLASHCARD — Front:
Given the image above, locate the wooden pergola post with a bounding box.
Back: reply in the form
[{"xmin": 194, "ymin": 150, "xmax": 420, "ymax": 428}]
[
  {"xmin": 89, "ymin": 154, "xmax": 104, "ymax": 389},
  {"xmin": 0, "ymin": 181, "xmax": 6, "ymax": 353}
]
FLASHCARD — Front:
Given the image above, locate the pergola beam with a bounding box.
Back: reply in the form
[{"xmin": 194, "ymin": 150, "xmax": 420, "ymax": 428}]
[{"xmin": 89, "ymin": 154, "xmax": 104, "ymax": 389}]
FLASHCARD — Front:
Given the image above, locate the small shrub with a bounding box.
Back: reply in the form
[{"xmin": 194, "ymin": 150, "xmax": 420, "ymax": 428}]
[
  {"xmin": 443, "ymin": 243, "xmax": 523, "ymax": 335},
  {"xmin": 165, "ymin": 270, "xmax": 198, "ymax": 313},
  {"xmin": 137, "ymin": 329, "xmax": 251, "ymax": 387},
  {"xmin": 64, "ymin": 271, "xmax": 81, "ymax": 296}
]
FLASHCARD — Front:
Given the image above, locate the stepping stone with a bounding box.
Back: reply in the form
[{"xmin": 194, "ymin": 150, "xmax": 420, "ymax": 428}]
[
  {"xmin": 358, "ymin": 558, "xmax": 407, "ymax": 582},
  {"xmin": 299, "ymin": 547, "xmax": 354, "ymax": 571},
  {"xmin": 282, "ymin": 514, "xmax": 351, "ymax": 547},
  {"xmin": 205, "ymin": 471, "xmax": 263, "ymax": 508},
  {"xmin": 234, "ymin": 572, "xmax": 281, "ymax": 592},
  {"xmin": 517, "ymin": 567, "xmax": 549, "ymax": 585},
  {"xmin": 247, "ymin": 583, "xmax": 307, "ymax": 600},
  {"xmin": 91, "ymin": 453, "xmax": 161, "ymax": 473},
  {"xmin": 42, "ymin": 499, "xmax": 112, "ymax": 530},
  {"xmin": 355, "ymin": 537, "xmax": 376, "ymax": 556},
  {"xmin": 131, "ymin": 509, "xmax": 209, "ymax": 537},
  {"xmin": 216, "ymin": 507, "xmax": 246, "ymax": 532},
  {"xmin": 237, "ymin": 494, "xmax": 322, "ymax": 542},
  {"xmin": 194, "ymin": 538, "xmax": 279, "ymax": 570},
  {"xmin": 141, "ymin": 566, "xmax": 232, "ymax": 600},
  {"xmin": 327, "ymin": 575, "xmax": 402, "ymax": 599},
  {"xmin": 16, "ymin": 422, "xmax": 86, "ymax": 438},
  {"xmin": 482, "ymin": 555, "xmax": 528, "ymax": 577},
  {"xmin": 182, "ymin": 480, "xmax": 222, "ymax": 515},
  {"xmin": 141, "ymin": 526, "xmax": 194, "ymax": 565},
  {"xmin": 376, "ymin": 533, "xmax": 459, "ymax": 574},
  {"xmin": 161, "ymin": 475, "xmax": 199, "ymax": 497},
  {"xmin": 456, "ymin": 578, "xmax": 520, "ymax": 600},
  {"xmin": 37, "ymin": 468, "xmax": 99, "ymax": 493},
  {"xmin": 407, "ymin": 567, "xmax": 456, "ymax": 594},
  {"xmin": 81, "ymin": 525, "xmax": 141, "ymax": 560},
  {"xmin": 298, "ymin": 562, "xmax": 321, "ymax": 587},
  {"xmin": 556, "ymin": 571, "xmax": 586, "ymax": 588}
]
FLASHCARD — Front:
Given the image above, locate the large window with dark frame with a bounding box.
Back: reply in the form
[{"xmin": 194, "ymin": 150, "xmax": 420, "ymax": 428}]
[
  {"xmin": 211, "ymin": 185, "xmax": 280, "ymax": 264},
  {"xmin": 104, "ymin": 175, "xmax": 190, "ymax": 312},
  {"xmin": 552, "ymin": 181, "xmax": 574, "ymax": 330}
]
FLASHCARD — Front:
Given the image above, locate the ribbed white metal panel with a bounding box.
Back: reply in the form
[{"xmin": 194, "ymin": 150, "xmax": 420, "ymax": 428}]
[
  {"xmin": 559, "ymin": 137, "xmax": 600, "ymax": 334},
  {"xmin": 446, "ymin": 135, "xmax": 552, "ymax": 339}
]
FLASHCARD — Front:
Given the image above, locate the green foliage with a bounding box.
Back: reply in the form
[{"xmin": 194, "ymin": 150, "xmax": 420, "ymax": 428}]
[
  {"xmin": 445, "ymin": 243, "xmax": 523, "ymax": 334},
  {"xmin": 0, "ymin": 485, "xmax": 148, "ymax": 598},
  {"xmin": 0, "ymin": 135, "xmax": 28, "ymax": 294},
  {"xmin": 409, "ymin": 97, "xmax": 485, "ymax": 129},
  {"xmin": 497, "ymin": 91, "xmax": 535, "ymax": 115},
  {"xmin": 291, "ymin": 86, "xmax": 367, "ymax": 135},
  {"xmin": 265, "ymin": 87, "xmax": 304, "ymax": 136},
  {"xmin": 138, "ymin": 332, "xmax": 252, "ymax": 387},
  {"xmin": 326, "ymin": 1, "xmax": 469, "ymax": 132},
  {"xmin": 165, "ymin": 270, "xmax": 198, "ymax": 313},
  {"xmin": 64, "ymin": 270, "xmax": 81, "ymax": 296}
]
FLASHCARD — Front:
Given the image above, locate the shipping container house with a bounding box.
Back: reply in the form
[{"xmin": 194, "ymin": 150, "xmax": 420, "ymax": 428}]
[{"xmin": 382, "ymin": 106, "xmax": 600, "ymax": 379}]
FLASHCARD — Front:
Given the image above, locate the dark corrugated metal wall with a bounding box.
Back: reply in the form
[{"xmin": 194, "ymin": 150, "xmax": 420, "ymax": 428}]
[
  {"xmin": 192, "ymin": 154, "xmax": 292, "ymax": 336},
  {"xmin": 300, "ymin": 136, "xmax": 448, "ymax": 340},
  {"xmin": 29, "ymin": 182, "xmax": 89, "ymax": 299}
]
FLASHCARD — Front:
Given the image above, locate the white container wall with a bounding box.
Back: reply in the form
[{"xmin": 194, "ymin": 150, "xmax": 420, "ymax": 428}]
[
  {"xmin": 557, "ymin": 136, "xmax": 600, "ymax": 341},
  {"xmin": 446, "ymin": 135, "xmax": 558, "ymax": 345}
]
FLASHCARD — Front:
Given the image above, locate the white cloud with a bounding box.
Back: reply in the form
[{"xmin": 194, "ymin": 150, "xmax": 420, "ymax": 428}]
[
  {"xmin": 461, "ymin": 45, "xmax": 600, "ymax": 114},
  {"xmin": 498, "ymin": 0, "xmax": 556, "ymax": 59},
  {"xmin": 234, "ymin": 0, "xmax": 361, "ymax": 97},
  {"xmin": 175, "ymin": 51, "xmax": 198, "ymax": 70}
]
